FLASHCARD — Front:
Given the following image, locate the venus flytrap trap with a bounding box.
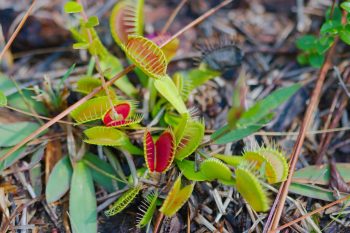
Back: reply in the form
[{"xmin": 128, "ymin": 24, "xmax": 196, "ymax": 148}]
[
  {"xmin": 136, "ymin": 191, "xmax": 159, "ymax": 228},
  {"xmin": 104, "ymin": 185, "xmax": 142, "ymax": 216},
  {"xmin": 144, "ymin": 129, "xmax": 176, "ymax": 173}
]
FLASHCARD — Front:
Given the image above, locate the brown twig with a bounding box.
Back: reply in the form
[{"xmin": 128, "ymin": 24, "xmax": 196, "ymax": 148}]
[
  {"xmin": 0, "ymin": 0, "xmax": 233, "ymax": 162},
  {"xmin": 0, "ymin": 0, "xmax": 37, "ymax": 62},
  {"xmin": 153, "ymin": 212, "xmax": 165, "ymax": 233},
  {"xmin": 160, "ymin": 0, "xmax": 188, "ymax": 35},
  {"xmin": 273, "ymin": 194, "xmax": 350, "ymax": 232},
  {"xmin": 316, "ymin": 68, "xmax": 350, "ymax": 164},
  {"xmin": 265, "ymin": 15, "xmax": 344, "ymax": 233}
]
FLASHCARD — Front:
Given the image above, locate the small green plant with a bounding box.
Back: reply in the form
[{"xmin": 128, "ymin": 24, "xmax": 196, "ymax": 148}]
[{"xmin": 297, "ymin": 3, "xmax": 350, "ymax": 67}]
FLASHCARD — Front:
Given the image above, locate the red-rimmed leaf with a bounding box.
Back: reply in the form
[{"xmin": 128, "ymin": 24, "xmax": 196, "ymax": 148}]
[
  {"xmin": 155, "ymin": 131, "xmax": 175, "ymax": 172},
  {"xmin": 102, "ymin": 102, "xmax": 143, "ymax": 127},
  {"xmin": 110, "ymin": 0, "xmax": 144, "ymax": 48},
  {"xmin": 125, "ymin": 35, "xmax": 167, "ymax": 79},
  {"xmin": 103, "ymin": 103, "xmax": 131, "ymax": 125},
  {"xmin": 144, "ymin": 130, "xmax": 155, "ymax": 172},
  {"xmin": 143, "ymin": 130, "xmax": 175, "ymax": 173},
  {"xmin": 105, "ymin": 114, "xmax": 143, "ymax": 127}
]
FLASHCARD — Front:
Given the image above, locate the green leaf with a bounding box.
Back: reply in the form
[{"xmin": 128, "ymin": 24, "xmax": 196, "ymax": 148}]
[
  {"xmin": 213, "ymin": 154, "xmax": 243, "ymax": 167},
  {"xmin": 320, "ymin": 20, "xmax": 341, "ymax": 35},
  {"xmin": 176, "ymin": 159, "xmax": 207, "ymax": 181},
  {"xmin": 64, "ymin": 1, "xmax": 83, "ymax": 13},
  {"xmin": 316, "ymin": 36, "xmax": 334, "ymax": 54},
  {"xmin": 238, "ymin": 84, "xmax": 301, "ymax": 127},
  {"xmin": 73, "ymin": 42, "xmax": 90, "ymax": 49},
  {"xmin": 0, "ymin": 91, "xmax": 7, "ymax": 106},
  {"xmin": 296, "ymin": 35, "xmax": 317, "ymax": 51},
  {"xmin": 236, "ymin": 167, "xmax": 269, "ymax": 212},
  {"xmin": 83, "ymin": 153, "xmax": 120, "ymax": 192},
  {"xmin": 0, "ymin": 146, "xmax": 26, "ymax": 172},
  {"xmin": 105, "ymin": 186, "xmax": 141, "ymax": 216},
  {"xmin": 29, "ymin": 159, "xmax": 42, "ymax": 196},
  {"xmin": 297, "ymin": 54, "xmax": 309, "ymax": 65},
  {"xmin": 46, "ymin": 156, "xmax": 73, "ymax": 203},
  {"xmin": 136, "ymin": 191, "xmax": 158, "ymax": 228},
  {"xmin": 341, "ymin": 2, "xmax": 350, "ymax": 13},
  {"xmin": 174, "ymin": 114, "xmax": 189, "ymax": 145},
  {"xmin": 70, "ymin": 96, "xmax": 118, "ymax": 124},
  {"xmin": 99, "ymin": 54, "xmax": 138, "ymax": 97},
  {"xmin": 309, "ymin": 53, "xmax": 325, "ymax": 68},
  {"xmin": 187, "ymin": 68, "xmax": 220, "ymax": 89},
  {"xmin": 175, "ymin": 120, "xmax": 205, "ymax": 160},
  {"xmin": 339, "ymin": 27, "xmax": 350, "ymax": 45},
  {"xmin": 7, "ymin": 90, "xmax": 48, "ymax": 116},
  {"xmin": 212, "ymin": 124, "xmax": 263, "ymax": 144},
  {"xmin": 326, "ymin": 6, "xmax": 342, "ymax": 23},
  {"xmin": 83, "ymin": 126, "xmax": 128, "ymax": 146},
  {"xmin": 160, "ymin": 176, "xmax": 194, "ymax": 217},
  {"xmin": 292, "ymin": 163, "xmax": 350, "ymax": 185},
  {"xmin": 85, "ymin": 16, "xmax": 99, "ymax": 28},
  {"xmin": 154, "ymin": 75, "xmax": 188, "ymax": 114},
  {"xmin": 69, "ymin": 161, "xmax": 97, "ymax": 233},
  {"xmin": 200, "ymin": 158, "xmax": 232, "ymax": 182},
  {"xmin": 0, "ymin": 122, "xmax": 40, "ymax": 147},
  {"xmin": 76, "ymin": 76, "xmax": 115, "ymax": 97},
  {"xmin": 289, "ymin": 182, "xmax": 337, "ymax": 201}
]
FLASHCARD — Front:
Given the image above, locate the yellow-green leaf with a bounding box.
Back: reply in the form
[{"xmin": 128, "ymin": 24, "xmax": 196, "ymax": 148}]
[
  {"xmin": 160, "ymin": 176, "xmax": 194, "ymax": 217},
  {"xmin": 64, "ymin": 1, "xmax": 83, "ymax": 13},
  {"xmin": 200, "ymin": 158, "xmax": 232, "ymax": 182},
  {"xmin": 125, "ymin": 35, "xmax": 167, "ymax": 79},
  {"xmin": 175, "ymin": 119, "xmax": 205, "ymax": 160},
  {"xmin": 154, "ymin": 75, "xmax": 188, "ymax": 114},
  {"xmin": 83, "ymin": 127, "xmax": 128, "ymax": 146},
  {"xmin": 236, "ymin": 167, "xmax": 269, "ymax": 212},
  {"xmin": 105, "ymin": 186, "xmax": 141, "ymax": 216},
  {"xmin": 0, "ymin": 91, "xmax": 7, "ymax": 106},
  {"xmin": 70, "ymin": 96, "xmax": 118, "ymax": 124}
]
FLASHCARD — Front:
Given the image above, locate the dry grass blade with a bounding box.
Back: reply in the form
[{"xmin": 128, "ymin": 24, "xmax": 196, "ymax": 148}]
[
  {"xmin": 0, "ymin": 0, "xmax": 233, "ymax": 163},
  {"xmin": 0, "ymin": 0, "xmax": 37, "ymax": 61},
  {"xmin": 273, "ymin": 194, "xmax": 350, "ymax": 232}
]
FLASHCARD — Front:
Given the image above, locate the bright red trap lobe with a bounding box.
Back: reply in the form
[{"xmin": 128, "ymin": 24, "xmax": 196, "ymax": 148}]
[
  {"xmin": 144, "ymin": 131, "xmax": 156, "ymax": 172},
  {"xmin": 154, "ymin": 132, "xmax": 174, "ymax": 172},
  {"xmin": 103, "ymin": 103, "xmax": 131, "ymax": 126}
]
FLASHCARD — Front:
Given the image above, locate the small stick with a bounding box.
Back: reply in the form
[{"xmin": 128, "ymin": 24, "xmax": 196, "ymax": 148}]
[
  {"xmin": 0, "ymin": 0, "xmax": 37, "ymax": 62},
  {"xmin": 153, "ymin": 212, "xmax": 165, "ymax": 233},
  {"xmin": 273, "ymin": 194, "xmax": 350, "ymax": 232},
  {"xmin": 160, "ymin": 0, "xmax": 188, "ymax": 35}
]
